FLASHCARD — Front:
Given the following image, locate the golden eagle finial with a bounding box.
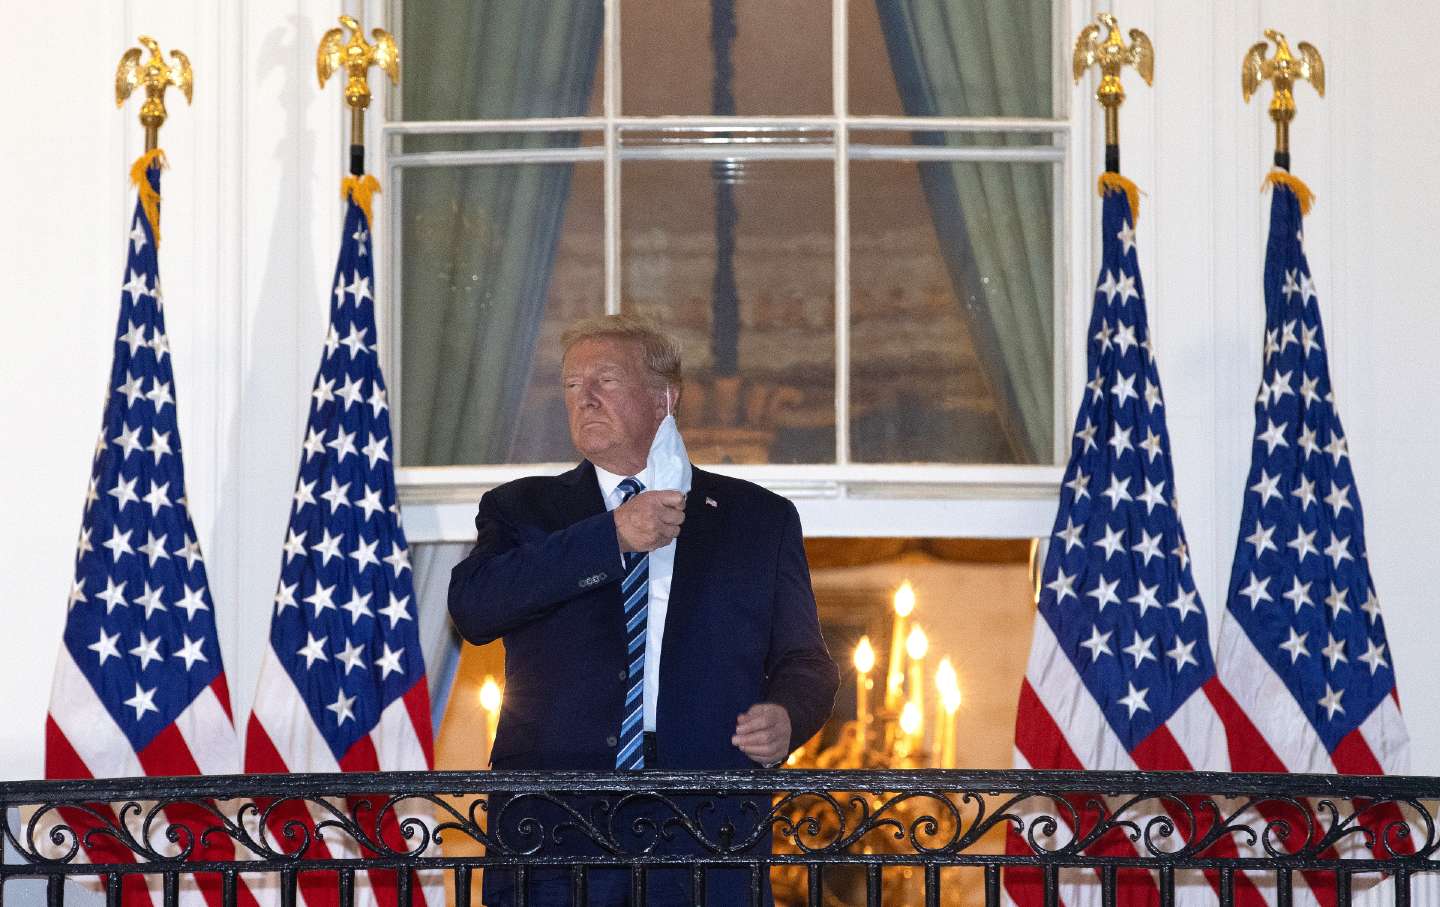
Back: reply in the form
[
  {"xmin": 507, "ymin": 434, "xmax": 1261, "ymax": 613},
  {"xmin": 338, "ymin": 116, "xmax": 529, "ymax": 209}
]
[
  {"xmin": 1073, "ymin": 13, "xmax": 1153, "ymax": 156},
  {"xmin": 318, "ymin": 16, "xmax": 399, "ymax": 111},
  {"xmin": 1242, "ymin": 30, "xmax": 1324, "ymax": 161},
  {"xmin": 115, "ymin": 36, "xmax": 193, "ymax": 151}
]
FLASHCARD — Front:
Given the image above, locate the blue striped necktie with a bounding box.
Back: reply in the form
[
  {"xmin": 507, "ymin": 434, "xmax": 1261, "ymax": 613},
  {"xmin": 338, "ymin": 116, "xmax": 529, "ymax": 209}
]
[{"xmin": 615, "ymin": 476, "xmax": 648, "ymax": 770}]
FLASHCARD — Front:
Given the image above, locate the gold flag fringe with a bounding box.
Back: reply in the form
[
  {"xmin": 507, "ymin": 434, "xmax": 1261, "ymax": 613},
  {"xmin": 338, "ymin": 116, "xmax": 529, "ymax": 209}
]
[
  {"xmin": 129, "ymin": 149, "xmax": 168, "ymax": 245},
  {"xmin": 1097, "ymin": 172, "xmax": 1140, "ymax": 223},
  {"xmin": 1262, "ymin": 170, "xmax": 1315, "ymax": 216},
  {"xmin": 342, "ymin": 174, "xmax": 381, "ymax": 225}
]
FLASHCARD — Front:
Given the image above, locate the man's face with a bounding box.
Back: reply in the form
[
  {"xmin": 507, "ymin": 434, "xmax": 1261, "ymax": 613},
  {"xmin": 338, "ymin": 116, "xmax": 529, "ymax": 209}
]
[{"xmin": 563, "ymin": 337, "xmax": 668, "ymax": 471}]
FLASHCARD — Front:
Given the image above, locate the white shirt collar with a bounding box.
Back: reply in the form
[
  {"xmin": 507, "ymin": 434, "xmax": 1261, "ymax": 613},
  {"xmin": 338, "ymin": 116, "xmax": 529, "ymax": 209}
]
[{"xmin": 593, "ymin": 462, "xmax": 650, "ymax": 504}]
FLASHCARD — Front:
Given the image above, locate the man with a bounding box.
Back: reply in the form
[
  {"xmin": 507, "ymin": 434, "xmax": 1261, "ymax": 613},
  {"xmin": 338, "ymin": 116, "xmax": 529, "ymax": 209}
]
[{"xmin": 448, "ymin": 314, "xmax": 839, "ymax": 906}]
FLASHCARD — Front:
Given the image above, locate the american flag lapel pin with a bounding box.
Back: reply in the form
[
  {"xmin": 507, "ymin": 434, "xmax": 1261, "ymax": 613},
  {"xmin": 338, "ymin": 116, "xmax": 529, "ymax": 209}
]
[{"xmin": 705, "ymin": 496, "xmax": 718, "ymax": 508}]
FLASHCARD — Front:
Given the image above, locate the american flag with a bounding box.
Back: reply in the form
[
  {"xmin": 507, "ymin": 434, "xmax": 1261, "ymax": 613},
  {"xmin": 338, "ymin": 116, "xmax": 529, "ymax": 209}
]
[
  {"xmin": 243, "ymin": 178, "xmax": 438, "ymax": 907},
  {"xmin": 1210, "ymin": 175, "xmax": 1411, "ymax": 903},
  {"xmin": 1006, "ymin": 178, "xmax": 1247, "ymax": 907},
  {"xmin": 45, "ymin": 154, "xmax": 258, "ymax": 907}
]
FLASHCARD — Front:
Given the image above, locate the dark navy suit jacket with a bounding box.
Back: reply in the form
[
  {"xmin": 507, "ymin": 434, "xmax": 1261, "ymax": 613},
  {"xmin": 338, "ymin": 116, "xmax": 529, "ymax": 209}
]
[{"xmin": 448, "ymin": 462, "xmax": 838, "ymax": 904}]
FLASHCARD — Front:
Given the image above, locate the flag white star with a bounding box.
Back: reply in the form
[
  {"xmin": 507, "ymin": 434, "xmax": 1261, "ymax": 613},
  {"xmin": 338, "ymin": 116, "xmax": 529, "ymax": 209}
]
[
  {"xmin": 1291, "ymin": 475, "xmax": 1317, "ymax": 511},
  {"xmin": 129, "ymin": 632, "xmax": 164, "ymax": 670},
  {"xmin": 1087, "ymin": 576, "xmax": 1121, "ymax": 612},
  {"xmin": 1137, "ymin": 478, "xmax": 1167, "ymax": 514},
  {"xmin": 1094, "ymin": 524, "xmax": 1126, "ymax": 560},
  {"xmin": 108, "ymin": 475, "xmax": 140, "ymax": 511},
  {"xmin": 1324, "ymin": 483, "xmax": 1353, "ymax": 516},
  {"xmin": 296, "ymin": 632, "xmax": 329, "ymax": 669},
  {"xmin": 1113, "ymin": 321, "xmax": 1138, "ymax": 356},
  {"xmin": 1279, "ymin": 627, "xmax": 1310, "ymax": 663},
  {"xmin": 376, "ymin": 642, "xmax": 405, "ymax": 679},
  {"xmin": 1128, "ymin": 581, "xmax": 1161, "ymax": 616},
  {"xmin": 116, "ymin": 372, "xmax": 145, "ymax": 406},
  {"xmin": 1317, "ymin": 684, "xmax": 1345, "ymax": 720},
  {"xmin": 340, "ymin": 325, "xmax": 370, "ymax": 359},
  {"xmin": 1167, "ymin": 588, "xmax": 1200, "ymax": 621},
  {"xmin": 133, "ymin": 582, "xmax": 166, "ymax": 619},
  {"xmin": 1131, "ymin": 529, "xmax": 1163, "ymax": 566},
  {"xmin": 324, "ymin": 323, "xmax": 341, "ymax": 358},
  {"xmin": 1245, "ymin": 521, "xmax": 1278, "ymax": 557},
  {"xmin": 103, "ymin": 526, "xmax": 135, "ymax": 562},
  {"xmin": 379, "ymin": 592, "xmax": 412, "ymax": 627},
  {"xmin": 282, "ymin": 528, "xmax": 308, "ymax": 564},
  {"xmin": 89, "ymin": 628, "xmax": 121, "ymax": 666},
  {"xmin": 1045, "ymin": 568, "xmax": 1077, "ymax": 603},
  {"xmin": 1101, "ymin": 474, "xmax": 1132, "ymax": 509},
  {"xmin": 118, "ymin": 319, "xmax": 148, "ymax": 355},
  {"xmin": 150, "ymin": 331, "xmax": 170, "ymax": 363},
  {"xmin": 1139, "ymin": 428, "xmax": 1163, "ymax": 463},
  {"xmin": 1321, "ymin": 634, "xmax": 1348, "ymax": 669},
  {"xmin": 173, "ymin": 634, "xmax": 208, "ymax": 671},
  {"xmin": 77, "ymin": 527, "xmax": 94, "ymax": 557},
  {"xmin": 1299, "ymin": 272, "xmax": 1318, "ymax": 303},
  {"xmin": 312, "ymin": 529, "xmax": 344, "ymax": 566},
  {"xmin": 1297, "ymin": 425, "xmax": 1320, "ymax": 460},
  {"xmin": 147, "ymin": 429, "xmax": 172, "ymax": 463},
  {"xmin": 1111, "ymin": 372, "xmax": 1138, "ymax": 407},
  {"xmin": 1256, "ymin": 419, "xmax": 1289, "ymax": 455},
  {"xmin": 1117, "ymin": 682, "xmax": 1150, "ymax": 718},
  {"xmin": 67, "ymin": 577, "xmax": 87, "ymax": 609},
  {"xmin": 1282, "ymin": 576, "xmax": 1314, "ymax": 612},
  {"xmin": 346, "ymin": 272, "xmax": 373, "ymax": 304},
  {"xmin": 1361, "ymin": 590, "xmax": 1382, "ymax": 622},
  {"xmin": 304, "ymin": 582, "xmax": 337, "ymax": 616},
  {"xmin": 350, "ymin": 536, "xmax": 381, "ymax": 572},
  {"xmin": 1096, "ymin": 271, "xmax": 1119, "ymax": 304},
  {"xmin": 1298, "ymin": 373, "xmax": 1322, "ymax": 406},
  {"xmin": 293, "ymin": 478, "xmax": 317, "ymax": 511},
  {"xmin": 130, "ymin": 222, "xmax": 147, "ymax": 252},
  {"xmin": 1114, "ymin": 270, "xmax": 1138, "ymax": 304},
  {"xmin": 1267, "ymin": 369, "xmax": 1294, "ymax": 406},
  {"xmin": 1075, "ymin": 422, "xmax": 1098, "ymax": 453},
  {"xmin": 1087, "ymin": 370, "xmax": 1106, "ymax": 401},
  {"xmin": 1324, "ymin": 533, "xmax": 1354, "ymax": 568},
  {"xmin": 1281, "ymin": 269, "xmax": 1301, "ymax": 298},
  {"xmin": 123, "ymin": 683, "xmax": 159, "ymax": 721},
  {"xmin": 1323, "ymin": 583, "xmax": 1350, "ymax": 619},
  {"xmin": 112, "ymin": 424, "xmax": 144, "ymax": 461},
  {"xmin": 1287, "ymin": 526, "xmax": 1319, "ymax": 563},
  {"xmin": 367, "ymin": 385, "xmax": 389, "ymax": 418},
  {"xmin": 327, "ymin": 690, "xmax": 357, "ymax": 726},
  {"xmin": 120, "ymin": 269, "xmax": 151, "ymax": 302},
  {"xmin": 1325, "ymin": 433, "xmax": 1350, "ymax": 466},
  {"xmin": 341, "ymin": 589, "xmax": 373, "ymax": 624},
  {"xmin": 336, "ymin": 639, "xmax": 367, "ymax": 675},
  {"xmin": 328, "ymin": 428, "xmax": 358, "ymax": 462},
  {"xmin": 353, "ymin": 227, "xmax": 369, "ymax": 250},
  {"xmin": 336, "ymin": 375, "xmax": 365, "ymax": 410},
  {"xmin": 1122, "ymin": 631, "xmax": 1157, "ymax": 668},
  {"xmin": 1238, "ymin": 572, "xmax": 1272, "ymax": 609},
  {"xmin": 1080, "ymin": 625, "xmax": 1113, "ymax": 661},
  {"xmin": 312, "ymin": 376, "xmax": 336, "ymax": 406},
  {"xmin": 362, "ymin": 433, "xmax": 391, "ymax": 468},
  {"xmin": 1358, "ymin": 639, "xmax": 1389, "ymax": 675},
  {"xmin": 383, "ymin": 546, "xmax": 411, "ymax": 577},
  {"xmin": 320, "ymin": 477, "xmax": 352, "ymax": 511},
  {"xmin": 145, "ymin": 379, "xmax": 174, "ymax": 414},
  {"xmin": 1116, "ymin": 223, "xmax": 1137, "ymax": 256},
  {"xmin": 175, "ymin": 584, "xmax": 208, "ymax": 620},
  {"xmin": 1054, "ymin": 518, "xmax": 1084, "ymax": 553},
  {"xmin": 174, "ymin": 535, "xmax": 204, "ymax": 570},
  {"xmin": 137, "ymin": 531, "xmax": 170, "ymax": 567},
  {"xmin": 1166, "ymin": 637, "xmax": 1199, "ymax": 672},
  {"xmin": 96, "ymin": 578, "xmax": 128, "ymax": 613},
  {"xmin": 274, "ymin": 580, "xmax": 299, "ymax": 613},
  {"xmin": 1300, "ymin": 324, "xmax": 1322, "ymax": 357},
  {"xmin": 1143, "ymin": 381, "xmax": 1163, "ymax": 412},
  {"xmin": 1108, "ymin": 425, "xmax": 1133, "ymax": 458},
  {"xmin": 1250, "ymin": 470, "xmax": 1282, "ymax": 507},
  {"xmin": 1279, "ymin": 318, "xmax": 1299, "ymax": 352},
  {"xmin": 302, "ymin": 428, "xmax": 326, "ymax": 462},
  {"xmin": 356, "ymin": 486, "xmax": 385, "ymax": 520}
]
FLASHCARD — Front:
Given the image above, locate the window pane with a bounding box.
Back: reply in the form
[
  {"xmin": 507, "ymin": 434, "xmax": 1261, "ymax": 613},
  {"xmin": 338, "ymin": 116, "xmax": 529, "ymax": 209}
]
[
  {"xmin": 849, "ymin": 0, "xmax": 1055, "ymax": 118},
  {"xmin": 401, "ymin": 0, "xmax": 604, "ymax": 120},
  {"xmin": 621, "ymin": 158, "xmax": 836, "ymax": 464},
  {"xmin": 399, "ymin": 131, "xmax": 600, "ymax": 156},
  {"xmin": 849, "ymin": 155, "xmax": 1055, "ymax": 464},
  {"xmin": 622, "ymin": 0, "xmax": 832, "ymax": 116},
  {"xmin": 399, "ymin": 161, "xmax": 604, "ymax": 465}
]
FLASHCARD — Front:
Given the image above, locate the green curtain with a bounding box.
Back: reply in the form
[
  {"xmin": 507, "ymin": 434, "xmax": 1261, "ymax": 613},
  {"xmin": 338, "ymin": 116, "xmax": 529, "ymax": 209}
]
[
  {"xmin": 401, "ymin": 1, "xmax": 603, "ymax": 465},
  {"xmin": 875, "ymin": 0, "xmax": 1054, "ymax": 463}
]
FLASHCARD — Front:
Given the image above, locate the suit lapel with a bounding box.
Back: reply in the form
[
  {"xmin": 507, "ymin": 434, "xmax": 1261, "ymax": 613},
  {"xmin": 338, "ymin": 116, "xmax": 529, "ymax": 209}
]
[
  {"xmin": 554, "ymin": 460, "xmax": 608, "ymax": 527},
  {"xmin": 668, "ymin": 466, "xmax": 714, "ymax": 613}
]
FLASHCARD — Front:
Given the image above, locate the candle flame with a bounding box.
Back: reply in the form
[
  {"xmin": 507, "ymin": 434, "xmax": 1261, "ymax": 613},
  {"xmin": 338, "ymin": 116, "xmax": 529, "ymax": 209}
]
[
  {"xmin": 899, "ymin": 701, "xmax": 922, "ymax": 735},
  {"xmin": 479, "ymin": 676, "xmax": 502, "ymax": 713},
  {"xmin": 893, "ymin": 581, "xmax": 916, "ymax": 617},
  {"xmin": 853, "ymin": 636, "xmax": 876, "ymax": 673},
  {"xmin": 942, "ymin": 685, "xmax": 962, "ymax": 713},
  {"xmin": 906, "ymin": 624, "xmax": 928, "ymax": 660},
  {"xmin": 935, "ymin": 657, "xmax": 957, "ymax": 691}
]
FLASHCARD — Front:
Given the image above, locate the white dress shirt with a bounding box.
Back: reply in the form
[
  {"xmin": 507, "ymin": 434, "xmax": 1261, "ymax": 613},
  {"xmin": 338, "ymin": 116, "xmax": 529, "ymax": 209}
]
[{"xmin": 594, "ymin": 464, "xmax": 675, "ymax": 733}]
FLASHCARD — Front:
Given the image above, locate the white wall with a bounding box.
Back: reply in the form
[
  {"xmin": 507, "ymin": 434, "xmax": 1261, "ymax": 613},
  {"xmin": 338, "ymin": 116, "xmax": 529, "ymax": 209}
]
[{"xmin": 4, "ymin": 0, "xmax": 1440, "ymax": 779}]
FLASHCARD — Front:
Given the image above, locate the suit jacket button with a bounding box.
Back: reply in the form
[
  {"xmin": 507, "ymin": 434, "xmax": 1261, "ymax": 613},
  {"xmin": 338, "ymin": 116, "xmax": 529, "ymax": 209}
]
[
  {"xmin": 618, "ymin": 669, "xmax": 628, "ymax": 680},
  {"xmin": 606, "ymin": 735, "xmax": 618, "ymax": 747}
]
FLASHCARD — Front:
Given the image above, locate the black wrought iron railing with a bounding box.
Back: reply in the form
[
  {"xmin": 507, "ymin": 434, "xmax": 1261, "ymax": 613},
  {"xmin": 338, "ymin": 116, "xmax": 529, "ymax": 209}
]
[{"xmin": 4, "ymin": 770, "xmax": 1439, "ymax": 906}]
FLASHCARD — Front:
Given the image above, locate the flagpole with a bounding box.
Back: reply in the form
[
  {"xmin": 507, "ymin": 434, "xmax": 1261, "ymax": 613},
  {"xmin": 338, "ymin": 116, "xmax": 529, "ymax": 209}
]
[
  {"xmin": 318, "ymin": 16, "xmax": 400, "ymax": 177},
  {"xmin": 1072, "ymin": 13, "xmax": 1153, "ymax": 175},
  {"xmin": 1242, "ymin": 30, "xmax": 1325, "ymax": 172}
]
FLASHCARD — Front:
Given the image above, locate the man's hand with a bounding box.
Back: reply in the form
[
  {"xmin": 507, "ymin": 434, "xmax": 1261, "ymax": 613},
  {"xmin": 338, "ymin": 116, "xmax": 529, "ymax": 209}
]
[
  {"xmin": 732, "ymin": 703, "xmax": 791, "ymax": 766},
  {"xmin": 615, "ymin": 490, "xmax": 686, "ymax": 553}
]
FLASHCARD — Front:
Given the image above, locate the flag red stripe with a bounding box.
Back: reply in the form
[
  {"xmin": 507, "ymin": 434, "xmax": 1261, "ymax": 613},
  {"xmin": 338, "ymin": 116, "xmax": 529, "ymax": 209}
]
[
  {"xmin": 1203, "ymin": 677, "xmax": 1289, "ymax": 772},
  {"xmin": 1014, "ymin": 680, "xmax": 1085, "ymax": 771},
  {"xmin": 244, "ymin": 718, "xmax": 342, "ymax": 907}
]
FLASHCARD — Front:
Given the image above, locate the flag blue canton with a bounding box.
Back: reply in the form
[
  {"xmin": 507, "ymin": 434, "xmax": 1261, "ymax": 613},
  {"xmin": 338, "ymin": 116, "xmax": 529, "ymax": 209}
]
[
  {"xmin": 1036, "ymin": 187, "xmax": 1216, "ymax": 751},
  {"xmin": 61, "ymin": 166, "xmax": 226, "ymax": 753},
  {"xmin": 1223, "ymin": 184, "xmax": 1394, "ymax": 752},
  {"xmin": 269, "ymin": 198, "xmax": 423, "ymax": 763}
]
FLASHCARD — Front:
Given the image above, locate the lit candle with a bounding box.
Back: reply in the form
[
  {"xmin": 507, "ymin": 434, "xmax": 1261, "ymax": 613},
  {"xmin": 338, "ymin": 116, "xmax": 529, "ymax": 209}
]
[
  {"xmin": 479, "ymin": 675, "xmax": 502, "ymax": 762},
  {"xmin": 935, "ymin": 658, "xmax": 961, "ymax": 768},
  {"xmin": 853, "ymin": 636, "xmax": 875, "ymax": 753},
  {"xmin": 885, "ymin": 581, "xmax": 916, "ymax": 711},
  {"xmin": 905, "ymin": 625, "xmax": 928, "ymax": 749}
]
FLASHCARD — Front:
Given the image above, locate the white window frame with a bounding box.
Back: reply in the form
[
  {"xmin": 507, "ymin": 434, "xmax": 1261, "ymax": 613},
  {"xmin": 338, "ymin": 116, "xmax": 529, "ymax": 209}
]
[{"xmin": 367, "ymin": 0, "xmax": 1099, "ymax": 543}]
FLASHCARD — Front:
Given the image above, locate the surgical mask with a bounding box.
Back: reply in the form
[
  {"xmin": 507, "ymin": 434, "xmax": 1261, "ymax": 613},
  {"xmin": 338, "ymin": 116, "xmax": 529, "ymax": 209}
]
[{"xmin": 647, "ymin": 387, "xmax": 691, "ymax": 494}]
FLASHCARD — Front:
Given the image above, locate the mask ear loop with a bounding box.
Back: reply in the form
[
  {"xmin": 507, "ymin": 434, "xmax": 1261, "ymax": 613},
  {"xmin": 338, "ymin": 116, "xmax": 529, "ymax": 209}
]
[{"xmin": 665, "ymin": 385, "xmax": 674, "ymax": 418}]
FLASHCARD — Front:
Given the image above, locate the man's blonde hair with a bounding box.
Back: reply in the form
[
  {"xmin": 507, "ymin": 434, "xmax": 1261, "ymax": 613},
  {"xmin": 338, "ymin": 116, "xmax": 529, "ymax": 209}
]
[{"xmin": 561, "ymin": 314, "xmax": 683, "ymax": 391}]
